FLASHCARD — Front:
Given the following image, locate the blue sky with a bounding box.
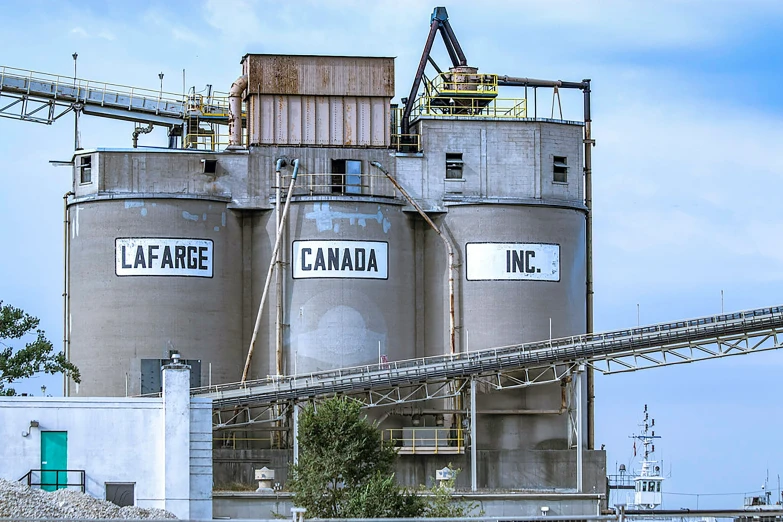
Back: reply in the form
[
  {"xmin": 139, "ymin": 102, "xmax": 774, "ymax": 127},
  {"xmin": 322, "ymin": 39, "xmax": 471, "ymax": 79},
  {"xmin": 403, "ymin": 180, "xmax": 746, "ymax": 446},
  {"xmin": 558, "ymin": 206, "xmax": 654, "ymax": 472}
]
[{"xmin": 2, "ymin": 0, "xmax": 783, "ymax": 507}]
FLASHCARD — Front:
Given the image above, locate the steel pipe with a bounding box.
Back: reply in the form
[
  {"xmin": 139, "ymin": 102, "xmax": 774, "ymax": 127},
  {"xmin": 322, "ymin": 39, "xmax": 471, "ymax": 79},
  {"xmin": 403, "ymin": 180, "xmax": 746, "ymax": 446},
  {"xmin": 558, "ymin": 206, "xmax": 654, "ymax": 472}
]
[
  {"xmin": 242, "ymin": 159, "xmax": 299, "ymax": 382},
  {"xmin": 227, "ymin": 74, "xmax": 247, "ymax": 149},
  {"xmin": 371, "ymin": 161, "xmax": 456, "ymax": 355}
]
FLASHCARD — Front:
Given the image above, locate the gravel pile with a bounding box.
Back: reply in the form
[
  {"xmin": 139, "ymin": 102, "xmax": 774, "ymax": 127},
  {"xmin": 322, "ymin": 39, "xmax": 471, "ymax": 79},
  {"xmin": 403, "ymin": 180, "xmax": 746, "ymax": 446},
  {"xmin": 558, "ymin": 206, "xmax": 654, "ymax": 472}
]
[{"xmin": 0, "ymin": 479, "xmax": 177, "ymax": 519}]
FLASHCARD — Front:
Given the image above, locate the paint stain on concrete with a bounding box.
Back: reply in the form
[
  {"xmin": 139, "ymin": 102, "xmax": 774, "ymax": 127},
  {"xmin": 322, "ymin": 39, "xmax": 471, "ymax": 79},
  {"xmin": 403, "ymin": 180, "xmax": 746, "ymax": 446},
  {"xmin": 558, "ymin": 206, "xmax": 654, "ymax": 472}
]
[
  {"xmin": 182, "ymin": 211, "xmax": 199, "ymax": 222},
  {"xmin": 305, "ymin": 202, "xmax": 391, "ymax": 233}
]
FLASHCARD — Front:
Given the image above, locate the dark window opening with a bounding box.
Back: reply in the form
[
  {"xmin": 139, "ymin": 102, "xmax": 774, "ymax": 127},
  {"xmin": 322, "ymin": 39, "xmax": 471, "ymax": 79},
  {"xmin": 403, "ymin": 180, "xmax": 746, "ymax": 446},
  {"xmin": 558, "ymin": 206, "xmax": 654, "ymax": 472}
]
[
  {"xmin": 106, "ymin": 483, "xmax": 134, "ymax": 507},
  {"xmin": 140, "ymin": 358, "xmax": 201, "ymax": 395},
  {"xmin": 331, "ymin": 159, "xmax": 362, "ymax": 194},
  {"xmin": 446, "ymin": 153, "xmax": 463, "ymax": 179},
  {"xmin": 202, "ymin": 159, "xmax": 217, "ymax": 174},
  {"xmin": 553, "ymin": 156, "xmax": 568, "ymax": 183},
  {"xmin": 79, "ymin": 156, "xmax": 92, "ymax": 184}
]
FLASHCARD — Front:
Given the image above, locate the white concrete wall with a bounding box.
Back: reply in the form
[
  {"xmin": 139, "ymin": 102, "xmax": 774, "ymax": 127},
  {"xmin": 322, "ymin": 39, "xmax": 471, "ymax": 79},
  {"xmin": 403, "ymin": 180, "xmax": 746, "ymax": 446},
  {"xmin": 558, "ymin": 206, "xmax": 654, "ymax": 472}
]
[{"xmin": 0, "ymin": 391, "xmax": 212, "ymax": 519}]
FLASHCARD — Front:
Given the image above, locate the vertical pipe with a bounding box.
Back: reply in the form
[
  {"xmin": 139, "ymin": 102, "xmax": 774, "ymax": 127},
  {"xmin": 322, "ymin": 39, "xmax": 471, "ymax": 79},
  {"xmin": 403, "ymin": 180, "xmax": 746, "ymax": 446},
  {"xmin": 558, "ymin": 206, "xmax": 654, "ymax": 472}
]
[
  {"xmin": 292, "ymin": 402, "xmax": 300, "ymax": 465},
  {"xmin": 576, "ymin": 363, "xmax": 585, "ymax": 492},
  {"xmin": 470, "ymin": 376, "xmax": 477, "ymax": 491},
  {"xmin": 583, "ymin": 79, "xmax": 595, "ymax": 450},
  {"xmin": 62, "ymin": 191, "xmax": 73, "ymax": 396},
  {"xmin": 275, "ymin": 163, "xmax": 284, "ymax": 376},
  {"xmin": 243, "ymin": 159, "xmax": 298, "ymax": 382},
  {"xmin": 371, "ymin": 162, "xmax": 456, "ymax": 354},
  {"xmin": 227, "ymin": 75, "xmax": 248, "ymax": 149}
]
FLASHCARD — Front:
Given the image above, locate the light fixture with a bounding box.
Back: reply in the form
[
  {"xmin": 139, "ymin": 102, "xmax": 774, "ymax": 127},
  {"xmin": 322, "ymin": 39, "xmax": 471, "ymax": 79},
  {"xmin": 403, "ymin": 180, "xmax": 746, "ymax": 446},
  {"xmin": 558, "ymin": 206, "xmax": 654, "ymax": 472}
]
[{"xmin": 22, "ymin": 420, "xmax": 39, "ymax": 438}]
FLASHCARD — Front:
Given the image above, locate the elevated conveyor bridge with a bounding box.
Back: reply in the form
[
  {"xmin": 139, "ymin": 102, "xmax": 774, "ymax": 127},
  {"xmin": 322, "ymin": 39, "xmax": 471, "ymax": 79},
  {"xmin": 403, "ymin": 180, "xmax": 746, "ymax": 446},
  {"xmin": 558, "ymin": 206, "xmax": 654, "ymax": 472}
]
[
  {"xmin": 198, "ymin": 304, "xmax": 783, "ymax": 411},
  {"xmin": 0, "ymin": 65, "xmax": 236, "ymax": 149}
]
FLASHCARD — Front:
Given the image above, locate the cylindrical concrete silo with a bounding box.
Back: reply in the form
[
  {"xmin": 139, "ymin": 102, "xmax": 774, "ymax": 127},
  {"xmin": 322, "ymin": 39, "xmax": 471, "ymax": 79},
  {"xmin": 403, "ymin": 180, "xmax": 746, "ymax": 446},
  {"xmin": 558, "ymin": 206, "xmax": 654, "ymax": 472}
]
[{"xmin": 66, "ymin": 150, "xmax": 247, "ymax": 397}]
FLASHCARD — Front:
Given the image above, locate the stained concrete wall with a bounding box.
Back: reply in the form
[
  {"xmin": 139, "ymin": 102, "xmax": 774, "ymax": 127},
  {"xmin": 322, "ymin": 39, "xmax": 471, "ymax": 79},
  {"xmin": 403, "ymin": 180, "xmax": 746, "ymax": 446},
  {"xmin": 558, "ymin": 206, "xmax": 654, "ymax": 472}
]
[
  {"xmin": 0, "ymin": 367, "xmax": 212, "ymax": 520},
  {"xmin": 212, "ymin": 489, "xmax": 604, "ymax": 519}
]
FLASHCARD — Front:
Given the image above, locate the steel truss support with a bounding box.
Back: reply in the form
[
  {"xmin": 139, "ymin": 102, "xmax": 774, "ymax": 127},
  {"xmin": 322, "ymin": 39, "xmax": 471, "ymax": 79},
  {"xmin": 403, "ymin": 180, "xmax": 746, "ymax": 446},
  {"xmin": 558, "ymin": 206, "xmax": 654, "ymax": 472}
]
[
  {"xmin": 591, "ymin": 328, "xmax": 781, "ymax": 375},
  {"xmin": 203, "ymin": 306, "xmax": 783, "ymax": 429},
  {"xmin": 0, "ymin": 92, "xmax": 73, "ymax": 124}
]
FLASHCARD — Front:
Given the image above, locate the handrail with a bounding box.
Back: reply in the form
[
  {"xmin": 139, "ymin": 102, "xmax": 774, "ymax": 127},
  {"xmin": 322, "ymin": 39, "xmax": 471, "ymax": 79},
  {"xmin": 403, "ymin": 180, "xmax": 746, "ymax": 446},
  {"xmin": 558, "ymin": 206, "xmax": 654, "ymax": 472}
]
[
  {"xmin": 195, "ymin": 304, "xmax": 783, "ymax": 405},
  {"xmin": 19, "ymin": 468, "xmax": 86, "ymax": 493}
]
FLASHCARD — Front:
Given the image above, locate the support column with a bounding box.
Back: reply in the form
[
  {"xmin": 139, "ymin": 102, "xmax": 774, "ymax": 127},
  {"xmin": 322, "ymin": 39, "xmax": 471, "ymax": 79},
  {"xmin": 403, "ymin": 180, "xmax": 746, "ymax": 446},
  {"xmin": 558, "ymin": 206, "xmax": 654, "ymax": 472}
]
[
  {"xmin": 575, "ymin": 363, "xmax": 585, "ymax": 493},
  {"xmin": 292, "ymin": 402, "xmax": 300, "ymax": 465},
  {"xmin": 470, "ymin": 376, "xmax": 477, "ymax": 491},
  {"xmin": 163, "ymin": 357, "xmax": 191, "ymax": 519}
]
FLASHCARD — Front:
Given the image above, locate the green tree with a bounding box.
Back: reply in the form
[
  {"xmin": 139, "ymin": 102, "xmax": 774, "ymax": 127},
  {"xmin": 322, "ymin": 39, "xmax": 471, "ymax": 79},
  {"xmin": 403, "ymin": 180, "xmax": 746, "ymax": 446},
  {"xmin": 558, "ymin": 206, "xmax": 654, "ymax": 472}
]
[
  {"xmin": 288, "ymin": 396, "xmax": 425, "ymax": 518},
  {"xmin": 0, "ymin": 301, "xmax": 80, "ymax": 395},
  {"xmin": 422, "ymin": 469, "xmax": 482, "ymax": 518}
]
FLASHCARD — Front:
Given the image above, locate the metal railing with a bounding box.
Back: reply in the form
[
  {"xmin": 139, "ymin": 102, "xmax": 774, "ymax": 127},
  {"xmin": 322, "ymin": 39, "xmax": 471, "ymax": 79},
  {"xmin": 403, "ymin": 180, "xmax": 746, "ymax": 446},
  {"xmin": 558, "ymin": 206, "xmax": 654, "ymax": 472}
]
[
  {"xmin": 429, "ymin": 71, "xmax": 499, "ymax": 96},
  {"xmin": 278, "ymin": 171, "xmax": 398, "ymax": 198},
  {"xmin": 391, "ymin": 133, "xmax": 422, "ymax": 152},
  {"xmin": 18, "ymin": 469, "xmax": 86, "ymax": 492},
  {"xmin": 384, "ymin": 427, "xmax": 464, "ymax": 454},
  {"xmin": 196, "ymin": 304, "xmax": 783, "ymax": 407},
  {"xmin": 412, "ymin": 94, "xmax": 527, "ymax": 119}
]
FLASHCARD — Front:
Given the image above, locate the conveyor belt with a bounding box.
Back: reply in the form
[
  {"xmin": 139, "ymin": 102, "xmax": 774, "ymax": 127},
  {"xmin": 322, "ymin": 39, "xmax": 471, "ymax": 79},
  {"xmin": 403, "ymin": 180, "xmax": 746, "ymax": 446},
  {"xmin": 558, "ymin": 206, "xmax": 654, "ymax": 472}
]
[{"xmin": 196, "ymin": 305, "xmax": 783, "ymax": 407}]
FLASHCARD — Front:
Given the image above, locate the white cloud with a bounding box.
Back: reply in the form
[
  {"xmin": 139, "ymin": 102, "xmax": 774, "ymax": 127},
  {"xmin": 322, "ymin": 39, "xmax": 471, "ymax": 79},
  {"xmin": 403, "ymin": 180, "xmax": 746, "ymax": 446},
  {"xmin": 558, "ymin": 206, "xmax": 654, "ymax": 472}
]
[{"xmin": 70, "ymin": 27, "xmax": 89, "ymax": 38}]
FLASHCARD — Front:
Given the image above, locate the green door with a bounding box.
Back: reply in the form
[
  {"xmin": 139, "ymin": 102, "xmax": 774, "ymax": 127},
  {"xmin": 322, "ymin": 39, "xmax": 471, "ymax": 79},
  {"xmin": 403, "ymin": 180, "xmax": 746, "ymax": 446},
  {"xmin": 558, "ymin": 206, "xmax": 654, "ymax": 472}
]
[{"xmin": 41, "ymin": 431, "xmax": 67, "ymax": 491}]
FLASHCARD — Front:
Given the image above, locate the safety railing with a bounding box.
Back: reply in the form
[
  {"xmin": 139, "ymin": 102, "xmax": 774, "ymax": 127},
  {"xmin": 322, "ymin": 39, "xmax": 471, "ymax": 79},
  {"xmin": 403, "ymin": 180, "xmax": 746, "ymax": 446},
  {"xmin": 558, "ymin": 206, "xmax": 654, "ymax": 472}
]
[
  {"xmin": 412, "ymin": 94, "xmax": 527, "ymax": 119},
  {"xmin": 214, "ymin": 433, "xmax": 286, "ymax": 450},
  {"xmin": 19, "ymin": 469, "xmax": 86, "ymax": 492},
  {"xmin": 0, "ymin": 66, "xmax": 186, "ymax": 116},
  {"xmin": 429, "ymin": 71, "xmax": 499, "ymax": 96},
  {"xmin": 391, "ymin": 133, "xmax": 421, "ymax": 152},
  {"xmin": 195, "ymin": 304, "xmax": 783, "ymax": 403},
  {"xmin": 278, "ymin": 171, "xmax": 398, "ymax": 198},
  {"xmin": 384, "ymin": 427, "xmax": 464, "ymax": 454}
]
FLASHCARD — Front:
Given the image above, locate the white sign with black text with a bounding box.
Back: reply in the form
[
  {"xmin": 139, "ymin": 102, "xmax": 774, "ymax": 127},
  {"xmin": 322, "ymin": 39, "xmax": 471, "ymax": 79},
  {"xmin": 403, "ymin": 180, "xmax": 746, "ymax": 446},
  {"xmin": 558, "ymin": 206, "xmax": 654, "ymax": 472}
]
[
  {"xmin": 115, "ymin": 238, "xmax": 214, "ymax": 277},
  {"xmin": 466, "ymin": 242, "xmax": 560, "ymax": 281},
  {"xmin": 292, "ymin": 240, "xmax": 388, "ymax": 279}
]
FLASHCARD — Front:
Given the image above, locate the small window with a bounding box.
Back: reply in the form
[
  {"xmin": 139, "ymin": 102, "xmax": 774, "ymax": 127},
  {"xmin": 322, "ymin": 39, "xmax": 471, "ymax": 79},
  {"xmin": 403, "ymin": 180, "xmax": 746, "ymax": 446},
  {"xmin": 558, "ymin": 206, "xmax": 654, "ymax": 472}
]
[
  {"xmin": 446, "ymin": 153, "xmax": 463, "ymax": 179},
  {"xmin": 553, "ymin": 156, "xmax": 568, "ymax": 183},
  {"xmin": 79, "ymin": 156, "xmax": 92, "ymax": 184},
  {"xmin": 106, "ymin": 483, "xmax": 134, "ymax": 507},
  {"xmin": 331, "ymin": 159, "xmax": 362, "ymax": 194},
  {"xmin": 201, "ymin": 159, "xmax": 217, "ymax": 174}
]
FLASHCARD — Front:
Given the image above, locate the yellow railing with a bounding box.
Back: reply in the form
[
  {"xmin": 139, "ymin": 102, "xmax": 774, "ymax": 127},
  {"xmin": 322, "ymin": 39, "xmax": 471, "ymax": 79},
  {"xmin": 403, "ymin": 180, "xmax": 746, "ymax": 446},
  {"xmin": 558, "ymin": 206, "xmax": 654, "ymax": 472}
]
[
  {"xmin": 429, "ymin": 71, "xmax": 499, "ymax": 97},
  {"xmin": 214, "ymin": 434, "xmax": 285, "ymax": 450},
  {"xmin": 383, "ymin": 427, "xmax": 464, "ymax": 454},
  {"xmin": 391, "ymin": 133, "xmax": 421, "ymax": 152},
  {"xmin": 412, "ymin": 95, "xmax": 527, "ymax": 119}
]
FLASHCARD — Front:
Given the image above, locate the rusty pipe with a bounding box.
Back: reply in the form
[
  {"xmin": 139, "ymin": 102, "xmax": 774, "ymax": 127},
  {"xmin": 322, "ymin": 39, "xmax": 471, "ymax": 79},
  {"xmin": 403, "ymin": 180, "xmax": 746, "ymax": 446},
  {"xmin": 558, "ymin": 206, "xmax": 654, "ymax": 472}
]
[
  {"xmin": 242, "ymin": 159, "xmax": 299, "ymax": 382},
  {"xmin": 228, "ymin": 74, "xmax": 248, "ymax": 149},
  {"xmin": 371, "ymin": 161, "xmax": 456, "ymax": 355}
]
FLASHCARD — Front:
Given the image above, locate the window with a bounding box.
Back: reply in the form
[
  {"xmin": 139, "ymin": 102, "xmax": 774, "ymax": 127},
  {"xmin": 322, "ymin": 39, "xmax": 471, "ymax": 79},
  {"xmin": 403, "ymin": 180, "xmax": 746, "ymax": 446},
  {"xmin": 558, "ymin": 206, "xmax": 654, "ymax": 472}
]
[
  {"xmin": 79, "ymin": 155, "xmax": 92, "ymax": 184},
  {"xmin": 446, "ymin": 153, "xmax": 463, "ymax": 179},
  {"xmin": 201, "ymin": 158, "xmax": 217, "ymax": 174},
  {"xmin": 140, "ymin": 358, "xmax": 201, "ymax": 394},
  {"xmin": 331, "ymin": 159, "xmax": 362, "ymax": 194},
  {"xmin": 553, "ymin": 155, "xmax": 568, "ymax": 183},
  {"xmin": 106, "ymin": 483, "xmax": 134, "ymax": 507}
]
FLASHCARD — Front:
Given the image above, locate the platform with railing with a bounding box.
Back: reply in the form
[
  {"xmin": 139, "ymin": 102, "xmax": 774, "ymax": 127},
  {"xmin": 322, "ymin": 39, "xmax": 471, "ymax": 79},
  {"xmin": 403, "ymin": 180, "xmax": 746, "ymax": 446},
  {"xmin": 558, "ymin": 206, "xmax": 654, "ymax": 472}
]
[
  {"xmin": 278, "ymin": 171, "xmax": 399, "ymax": 199},
  {"xmin": 384, "ymin": 427, "xmax": 465, "ymax": 454}
]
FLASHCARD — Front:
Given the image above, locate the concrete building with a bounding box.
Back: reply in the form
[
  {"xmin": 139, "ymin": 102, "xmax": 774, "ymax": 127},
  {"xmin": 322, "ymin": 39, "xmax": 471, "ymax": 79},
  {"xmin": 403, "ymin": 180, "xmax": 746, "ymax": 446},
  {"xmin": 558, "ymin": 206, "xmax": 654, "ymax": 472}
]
[
  {"xmin": 61, "ymin": 48, "xmax": 602, "ymax": 503},
  {"xmin": 1, "ymin": 361, "xmax": 212, "ymax": 520}
]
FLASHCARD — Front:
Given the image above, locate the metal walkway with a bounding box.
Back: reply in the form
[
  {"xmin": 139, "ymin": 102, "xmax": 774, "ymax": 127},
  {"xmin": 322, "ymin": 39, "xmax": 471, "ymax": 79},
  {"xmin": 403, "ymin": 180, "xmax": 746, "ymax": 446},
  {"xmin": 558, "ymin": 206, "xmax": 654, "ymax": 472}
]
[
  {"xmin": 197, "ymin": 304, "xmax": 783, "ymax": 410},
  {"xmin": 0, "ymin": 66, "xmax": 232, "ymax": 127}
]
